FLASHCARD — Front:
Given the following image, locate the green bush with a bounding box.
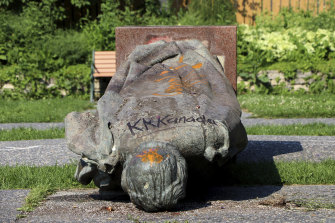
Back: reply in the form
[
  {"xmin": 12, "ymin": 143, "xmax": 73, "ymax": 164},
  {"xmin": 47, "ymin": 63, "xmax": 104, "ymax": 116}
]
[
  {"xmin": 39, "ymin": 30, "xmax": 90, "ymax": 66},
  {"xmin": 0, "ymin": 3, "xmax": 90, "ymax": 99},
  {"xmin": 2, "ymin": 0, "xmax": 334, "ymax": 98},
  {"xmin": 182, "ymin": 0, "xmax": 236, "ymax": 25},
  {"xmin": 255, "ymin": 7, "xmax": 335, "ymax": 32},
  {"xmin": 237, "ymin": 7, "xmax": 335, "ymax": 94},
  {"xmin": 53, "ymin": 64, "xmax": 91, "ymax": 96}
]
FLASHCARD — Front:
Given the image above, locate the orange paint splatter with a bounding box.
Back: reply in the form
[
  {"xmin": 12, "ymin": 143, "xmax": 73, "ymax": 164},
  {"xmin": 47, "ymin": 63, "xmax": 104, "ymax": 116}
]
[
  {"xmin": 152, "ymin": 93, "xmax": 182, "ymax": 96},
  {"xmin": 154, "ymin": 75, "xmax": 176, "ymax": 82},
  {"xmin": 179, "ymin": 55, "xmax": 184, "ymax": 63},
  {"xmin": 136, "ymin": 148, "xmax": 164, "ymax": 167},
  {"xmin": 173, "ymin": 64, "xmax": 188, "ymax": 70},
  {"xmin": 153, "ymin": 54, "xmax": 205, "ymax": 96},
  {"xmin": 192, "ymin": 63, "xmax": 202, "ymax": 69},
  {"xmin": 160, "ymin": 70, "xmax": 169, "ymax": 75}
]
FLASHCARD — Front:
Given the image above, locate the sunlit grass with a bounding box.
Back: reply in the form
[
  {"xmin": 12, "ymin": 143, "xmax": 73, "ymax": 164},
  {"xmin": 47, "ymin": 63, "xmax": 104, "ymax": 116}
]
[
  {"xmin": 238, "ymin": 94, "xmax": 335, "ymax": 118},
  {"xmin": 0, "ymin": 97, "xmax": 95, "ymax": 123},
  {"xmin": 0, "ymin": 164, "xmax": 95, "ymax": 214},
  {"xmin": 0, "ymin": 164, "xmax": 95, "ymax": 190},
  {"xmin": 0, "ymin": 128, "xmax": 64, "ymax": 141},
  {"xmin": 1, "ymin": 161, "xmax": 334, "ymax": 189},
  {"xmin": 246, "ymin": 123, "xmax": 335, "ymax": 136},
  {"xmin": 230, "ymin": 159, "xmax": 335, "ymax": 185}
]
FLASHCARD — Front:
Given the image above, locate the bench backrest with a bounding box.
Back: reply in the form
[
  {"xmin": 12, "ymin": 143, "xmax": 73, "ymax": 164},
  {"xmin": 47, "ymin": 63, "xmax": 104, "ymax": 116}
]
[
  {"xmin": 115, "ymin": 26, "xmax": 237, "ymax": 91},
  {"xmin": 92, "ymin": 51, "xmax": 116, "ymax": 77}
]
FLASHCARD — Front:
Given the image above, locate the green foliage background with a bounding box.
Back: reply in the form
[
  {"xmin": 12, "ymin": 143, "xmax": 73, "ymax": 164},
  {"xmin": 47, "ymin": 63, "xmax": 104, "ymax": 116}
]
[
  {"xmin": 0, "ymin": 0, "xmax": 334, "ymax": 98},
  {"xmin": 0, "ymin": 0, "xmax": 237, "ymax": 99},
  {"xmin": 238, "ymin": 6, "xmax": 335, "ymax": 94}
]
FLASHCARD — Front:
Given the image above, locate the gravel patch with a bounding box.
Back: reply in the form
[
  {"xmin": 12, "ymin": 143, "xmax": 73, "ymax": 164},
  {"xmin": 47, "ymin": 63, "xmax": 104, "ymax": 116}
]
[
  {"xmin": 239, "ymin": 135, "xmax": 335, "ymax": 163},
  {"xmin": 1, "ymin": 136, "xmax": 333, "ymax": 166},
  {"xmin": 0, "ymin": 189, "xmax": 30, "ymax": 223},
  {"xmin": 17, "ymin": 185, "xmax": 335, "ymax": 223},
  {"xmin": 0, "ymin": 139, "xmax": 79, "ymax": 166},
  {"xmin": 0, "ymin": 123, "xmax": 64, "ymax": 130},
  {"xmin": 241, "ymin": 112, "xmax": 335, "ymax": 126},
  {"xmin": 242, "ymin": 117, "xmax": 335, "ymax": 126},
  {"xmin": 1, "ymin": 112, "xmax": 335, "ymax": 131}
]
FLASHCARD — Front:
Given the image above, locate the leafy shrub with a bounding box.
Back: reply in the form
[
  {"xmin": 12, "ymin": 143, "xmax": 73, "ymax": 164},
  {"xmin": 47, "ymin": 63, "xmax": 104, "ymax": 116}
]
[
  {"xmin": 182, "ymin": 0, "xmax": 236, "ymax": 25},
  {"xmin": 83, "ymin": 1, "xmax": 143, "ymax": 51},
  {"xmin": 53, "ymin": 64, "xmax": 90, "ymax": 96},
  {"xmin": 238, "ymin": 7, "xmax": 335, "ymax": 94},
  {"xmin": 256, "ymin": 7, "xmax": 335, "ymax": 32},
  {"xmin": 37, "ymin": 30, "xmax": 90, "ymax": 66}
]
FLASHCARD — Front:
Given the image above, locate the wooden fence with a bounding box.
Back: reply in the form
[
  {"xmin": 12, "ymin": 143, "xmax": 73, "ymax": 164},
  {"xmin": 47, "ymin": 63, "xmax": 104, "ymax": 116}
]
[{"xmin": 236, "ymin": 0, "xmax": 335, "ymax": 24}]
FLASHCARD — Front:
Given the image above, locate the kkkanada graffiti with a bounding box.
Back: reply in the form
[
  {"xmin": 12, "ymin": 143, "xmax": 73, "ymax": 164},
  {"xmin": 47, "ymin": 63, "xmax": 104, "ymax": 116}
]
[{"xmin": 126, "ymin": 114, "xmax": 217, "ymax": 136}]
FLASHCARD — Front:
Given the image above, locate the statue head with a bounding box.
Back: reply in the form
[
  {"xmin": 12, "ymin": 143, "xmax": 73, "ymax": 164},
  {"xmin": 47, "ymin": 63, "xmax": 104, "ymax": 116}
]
[{"xmin": 121, "ymin": 141, "xmax": 187, "ymax": 212}]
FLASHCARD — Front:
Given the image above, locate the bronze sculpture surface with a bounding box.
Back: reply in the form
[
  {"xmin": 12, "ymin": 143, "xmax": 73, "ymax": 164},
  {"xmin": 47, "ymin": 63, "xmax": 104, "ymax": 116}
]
[{"xmin": 65, "ymin": 40, "xmax": 248, "ymax": 212}]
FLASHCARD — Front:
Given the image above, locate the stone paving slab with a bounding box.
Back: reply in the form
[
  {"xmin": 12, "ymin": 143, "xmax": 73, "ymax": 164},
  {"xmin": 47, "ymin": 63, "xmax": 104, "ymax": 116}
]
[
  {"xmin": 1, "ymin": 136, "xmax": 334, "ymax": 166},
  {"xmin": 16, "ymin": 185, "xmax": 335, "ymax": 223},
  {"xmin": 0, "ymin": 122, "xmax": 64, "ymax": 130},
  {"xmin": 0, "ymin": 189, "xmax": 30, "ymax": 223},
  {"xmin": 242, "ymin": 117, "xmax": 335, "ymax": 126},
  {"xmin": 238, "ymin": 135, "xmax": 335, "ymax": 163},
  {"xmin": 0, "ymin": 139, "xmax": 79, "ymax": 166},
  {"xmin": 241, "ymin": 111, "xmax": 335, "ymax": 126},
  {"xmin": 1, "ymin": 112, "xmax": 335, "ymax": 131}
]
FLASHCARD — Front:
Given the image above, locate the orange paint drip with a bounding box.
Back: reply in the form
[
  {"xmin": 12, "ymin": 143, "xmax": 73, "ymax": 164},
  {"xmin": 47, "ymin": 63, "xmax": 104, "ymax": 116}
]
[
  {"xmin": 173, "ymin": 64, "xmax": 188, "ymax": 70},
  {"xmin": 152, "ymin": 92, "xmax": 182, "ymax": 96},
  {"xmin": 183, "ymin": 70, "xmax": 196, "ymax": 80},
  {"xmin": 153, "ymin": 54, "xmax": 205, "ymax": 96},
  {"xmin": 136, "ymin": 148, "xmax": 164, "ymax": 167},
  {"xmin": 160, "ymin": 70, "xmax": 169, "ymax": 75},
  {"xmin": 154, "ymin": 75, "xmax": 176, "ymax": 82},
  {"xmin": 179, "ymin": 55, "xmax": 184, "ymax": 63},
  {"xmin": 192, "ymin": 63, "xmax": 202, "ymax": 69},
  {"xmin": 183, "ymin": 80, "xmax": 207, "ymax": 89}
]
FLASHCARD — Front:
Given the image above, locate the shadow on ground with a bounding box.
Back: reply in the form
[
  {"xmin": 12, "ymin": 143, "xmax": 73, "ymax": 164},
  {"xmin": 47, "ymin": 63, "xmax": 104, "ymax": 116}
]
[
  {"xmin": 179, "ymin": 139, "xmax": 304, "ymax": 210},
  {"xmin": 49, "ymin": 140, "xmax": 304, "ymax": 212}
]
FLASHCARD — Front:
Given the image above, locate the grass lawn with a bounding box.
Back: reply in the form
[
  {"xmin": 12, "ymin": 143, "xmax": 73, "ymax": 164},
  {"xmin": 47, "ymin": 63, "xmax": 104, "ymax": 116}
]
[
  {"xmin": 246, "ymin": 123, "xmax": 335, "ymax": 136},
  {"xmin": 0, "ymin": 128, "xmax": 65, "ymax": 141},
  {"xmin": 238, "ymin": 94, "xmax": 335, "ymax": 118},
  {"xmin": 230, "ymin": 160, "xmax": 335, "ymax": 185},
  {"xmin": 0, "ymin": 95, "xmax": 334, "ymax": 123},
  {"xmin": 0, "ymin": 97, "xmax": 95, "ymax": 123},
  {"xmin": 0, "ymin": 164, "xmax": 95, "ymax": 212},
  {"xmin": 0, "ymin": 164, "xmax": 95, "ymax": 190}
]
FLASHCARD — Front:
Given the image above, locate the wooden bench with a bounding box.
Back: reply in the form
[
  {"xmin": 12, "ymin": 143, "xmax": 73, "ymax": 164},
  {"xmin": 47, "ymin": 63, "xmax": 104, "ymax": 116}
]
[
  {"xmin": 91, "ymin": 26, "xmax": 237, "ymax": 101},
  {"xmin": 90, "ymin": 51, "xmax": 116, "ymax": 101}
]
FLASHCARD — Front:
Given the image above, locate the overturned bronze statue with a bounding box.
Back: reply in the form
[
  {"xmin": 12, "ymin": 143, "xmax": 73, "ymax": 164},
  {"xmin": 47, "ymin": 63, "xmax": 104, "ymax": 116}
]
[{"xmin": 65, "ymin": 39, "xmax": 248, "ymax": 212}]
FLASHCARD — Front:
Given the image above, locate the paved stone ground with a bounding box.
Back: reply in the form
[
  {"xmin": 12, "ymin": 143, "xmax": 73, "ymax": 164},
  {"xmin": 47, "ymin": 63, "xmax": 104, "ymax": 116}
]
[
  {"xmin": 0, "ymin": 122, "xmax": 64, "ymax": 130},
  {"xmin": 1, "ymin": 135, "xmax": 334, "ymax": 222},
  {"xmin": 1, "ymin": 114, "xmax": 335, "ymax": 222},
  {"xmin": 0, "ymin": 139, "xmax": 79, "ymax": 166},
  {"xmin": 0, "ymin": 190, "xmax": 30, "ymax": 223},
  {"xmin": 241, "ymin": 112, "xmax": 335, "ymax": 126},
  {"xmin": 1, "ymin": 112, "xmax": 335, "ymax": 131},
  {"xmin": 1, "ymin": 135, "xmax": 334, "ymax": 166},
  {"xmin": 16, "ymin": 186, "xmax": 335, "ymax": 223},
  {"xmin": 239, "ymin": 135, "xmax": 335, "ymax": 163}
]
